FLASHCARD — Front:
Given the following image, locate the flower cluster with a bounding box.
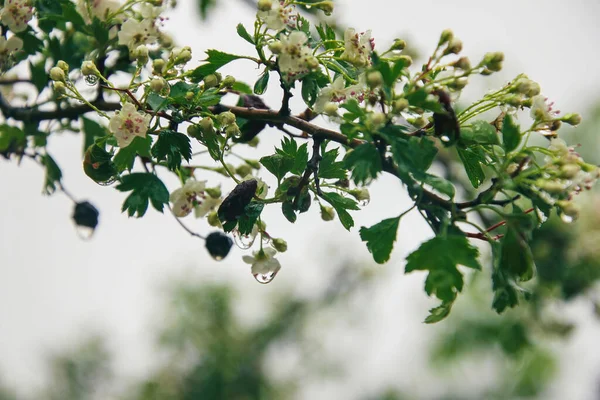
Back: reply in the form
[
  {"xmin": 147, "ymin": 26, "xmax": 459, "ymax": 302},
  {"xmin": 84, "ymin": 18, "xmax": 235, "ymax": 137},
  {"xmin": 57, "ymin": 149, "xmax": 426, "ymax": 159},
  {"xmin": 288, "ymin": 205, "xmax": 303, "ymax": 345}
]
[
  {"xmin": 1, "ymin": 0, "xmax": 34, "ymax": 33},
  {"xmin": 76, "ymin": 0, "xmax": 120, "ymax": 23},
  {"xmin": 169, "ymin": 179, "xmax": 223, "ymax": 218},
  {"xmin": 314, "ymin": 76, "xmax": 365, "ymax": 114},
  {"xmin": 108, "ymin": 103, "xmax": 152, "ymax": 148},
  {"xmin": 272, "ymin": 31, "xmax": 317, "ymax": 82},
  {"xmin": 0, "ymin": 35, "xmax": 22, "ymax": 71},
  {"xmin": 257, "ymin": 0, "xmax": 296, "ymax": 31},
  {"xmin": 341, "ymin": 28, "xmax": 374, "ymax": 67}
]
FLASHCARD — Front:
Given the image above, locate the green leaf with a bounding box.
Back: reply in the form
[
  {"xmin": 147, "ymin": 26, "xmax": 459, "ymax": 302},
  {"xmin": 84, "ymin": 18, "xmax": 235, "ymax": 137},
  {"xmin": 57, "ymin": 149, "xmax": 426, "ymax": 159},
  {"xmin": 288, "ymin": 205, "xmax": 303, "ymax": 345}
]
[
  {"xmin": 492, "ymin": 269, "xmax": 519, "ymax": 313},
  {"xmin": 81, "ymin": 117, "xmax": 108, "ymax": 155},
  {"xmin": 83, "ymin": 144, "xmax": 117, "ymax": 183},
  {"xmin": 502, "ymin": 114, "xmax": 521, "ymax": 152},
  {"xmin": 457, "ymin": 147, "xmax": 486, "ymax": 189},
  {"xmin": 116, "ymin": 173, "xmax": 169, "ymax": 217},
  {"xmin": 282, "ymin": 200, "xmax": 297, "ymax": 223},
  {"xmin": 253, "ymin": 69, "xmax": 270, "ymax": 95},
  {"xmin": 359, "ymin": 216, "xmax": 400, "ymax": 264},
  {"xmin": 319, "ymin": 148, "xmax": 347, "ymax": 180},
  {"xmin": 460, "ymin": 120, "xmax": 499, "ymax": 146},
  {"xmin": 29, "ymin": 61, "xmax": 48, "ymax": 93},
  {"xmin": 231, "ymin": 81, "xmax": 253, "ymax": 94},
  {"xmin": 197, "ymin": 0, "xmax": 217, "ymax": 19},
  {"xmin": 190, "ymin": 50, "xmax": 244, "ymax": 81},
  {"xmin": 390, "ymin": 136, "xmax": 437, "ymax": 174},
  {"xmin": 301, "ymin": 75, "xmax": 320, "ymax": 106},
  {"xmin": 406, "ymin": 232, "xmax": 482, "ymax": 319},
  {"xmin": 275, "ymin": 137, "xmax": 308, "ymax": 175},
  {"xmin": 237, "ymin": 202, "xmax": 264, "ymax": 235},
  {"xmin": 499, "ymin": 225, "xmax": 534, "ymax": 282},
  {"xmin": 236, "ymin": 23, "xmax": 254, "ymax": 44},
  {"xmin": 113, "ymin": 135, "xmax": 152, "ymax": 171},
  {"xmin": 260, "ymin": 154, "xmax": 293, "ymax": 182},
  {"xmin": 320, "ymin": 191, "xmax": 358, "ymax": 230},
  {"xmin": 0, "ymin": 124, "xmax": 25, "ymax": 152},
  {"xmin": 344, "ymin": 143, "xmax": 382, "ymax": 186},
  {"xmin": 420, "ymin": 173, "xmax": 456, "ymax": 199},
  {"xmin": 316, "ymin": 24, "xmax": 337, "ymax": 50},
  {"xmin": 151, "ymin": 130, "xmax": 192, "ymax": 171},
  {"xmin": 42, "ymin": 154, "xmax": 62, "ymax": 195},
  {"xmin": 424, "ymin": 302, "xmax": 453, "ymax": 324}
]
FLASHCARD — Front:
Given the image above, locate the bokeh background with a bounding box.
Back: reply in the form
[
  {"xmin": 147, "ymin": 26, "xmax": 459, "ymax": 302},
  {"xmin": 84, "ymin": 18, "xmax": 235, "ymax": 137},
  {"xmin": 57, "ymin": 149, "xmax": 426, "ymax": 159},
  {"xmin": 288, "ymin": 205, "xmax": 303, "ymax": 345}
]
[{"xmin": 1, "ymin": 0, "xmax": 600, "ymax": 398}]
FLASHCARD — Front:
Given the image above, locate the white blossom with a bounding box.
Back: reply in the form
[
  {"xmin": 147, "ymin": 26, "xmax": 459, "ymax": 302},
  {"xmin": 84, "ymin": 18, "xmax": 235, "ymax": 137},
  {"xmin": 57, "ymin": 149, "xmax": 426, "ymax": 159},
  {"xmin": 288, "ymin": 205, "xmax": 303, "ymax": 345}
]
[
  {"xmin": 170, "ymin": 180, "xmax": 207, "ymax": 218},
  {"xmin": 0, "ymin": 35, "xmax": 23, "ymax": 63},
  {"xmin": 195, "ymin": 195, "xmax": 221, "ymax": 218},
  {"xmin": 341, "ymin": 28, "xmax": 374, "ymax": 67},
  {"xmin": 277, "ymin": 31, "xmax": 316, "ymax": 81},
  {"xmin": 314, "ymin": 76, "xmax": 363, "ymax": 113},
  {"xmin": 530, "ymin": 95, "xmax": 557, "ymax": 122},
  {"xmin": 117, "ymin": 19, "xmax": 157, "ymax": 51},
  {"xmin": 257, "ymin": 0, "xmax": 295, "ymax": 31},
  {"xmin": 1, "ymin": 0, "xmax": 34, "ymax": 33},
  {"xmin": 243, "ymin": 248, "xmax": 281, "ymax": 276},
  {"xmin": 76, "ymin": 0, "xmax": 121, "ymax": 24},
  {"xmin": 108, "ymin": 103, "xmax": 151, "ymax": 148}
]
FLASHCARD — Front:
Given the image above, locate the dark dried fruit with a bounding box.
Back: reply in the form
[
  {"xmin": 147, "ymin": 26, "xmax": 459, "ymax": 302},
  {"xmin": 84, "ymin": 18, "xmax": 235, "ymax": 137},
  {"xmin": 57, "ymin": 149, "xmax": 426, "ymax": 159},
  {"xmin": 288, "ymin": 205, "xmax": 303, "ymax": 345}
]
[
  {"xmin": 72, "ymin": 201, "xmax": 99, "ymax": 230},
  {"xmin": 217, "ymin": 179, "xmax": 258, "ymax": 224},
  {"xmin": 205, "ymin": 231, "xmax": 234, "ymax": 260}
]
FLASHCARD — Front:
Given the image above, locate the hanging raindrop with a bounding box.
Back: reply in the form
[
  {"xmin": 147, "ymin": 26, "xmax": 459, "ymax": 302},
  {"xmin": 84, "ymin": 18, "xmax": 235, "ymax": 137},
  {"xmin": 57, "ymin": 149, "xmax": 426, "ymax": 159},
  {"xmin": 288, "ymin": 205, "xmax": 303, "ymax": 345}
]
[
  {"xmin": 560, "ymin": 213, "xmax": 574, "ymax": 224},
  {"xmin": 253, "ymin": 271, "xmax": 278, "ymax": 284},
  {"xmin": 85, "ymin": 75, "xmax": 98, "ymax": 86},
  {"xmin": 234, "ymin": 231, "xmax": 256, "ymax": 249}
]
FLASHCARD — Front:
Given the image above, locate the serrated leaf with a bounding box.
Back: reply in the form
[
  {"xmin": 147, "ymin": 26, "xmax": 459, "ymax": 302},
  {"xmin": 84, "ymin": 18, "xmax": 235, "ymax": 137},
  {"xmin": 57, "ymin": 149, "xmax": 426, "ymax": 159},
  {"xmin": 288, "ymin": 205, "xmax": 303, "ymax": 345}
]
[
  {"xmin": 502, "ymin": 114, "xmax": 521, "ymax": 152},
  {"xmin": 420, "ymin": 173, "xmax": 455, "ymax": 199},
  {"xmin": 424, "ymin": 302, "xmax": 453, "ymax": 324},
  {"xmin": 190, "ymin": 50, "xmax": 244, "ymax": 81},
  {"xmin": 0, "ymin": 124, "xmax": 25, "ymax": 152},
  {"xmin": 319, "ymin": 148, "xmax": 346, "ymax": 180},
  {"xmin": 151, "ymin": 130, "xmax": 192, "ymax": 171},
  {"xmin": 360, "ymin": 216, "xmax": 400, "ymax": 264},
  {"xmin": 81, "ymin": 117, "xmax": 108, "ymax": 154},
  {"xmin": 83, "ymin": 144, "xmax": 117, "ymax": 183},
  {"xmin": 236, "ymin": 23, "xmax": 254, "ymax": 44},
  {"xmin": 116, "ymin": 173, "xmax": 169, "ymax": 217},
  {"xmin": 237, "ymin": 202, "xmax": 264, "ymax": 235},
  {"xmin": 42, "ymin": 154, "xmax": 62, "ymax": 195},
  {"xmin": 253, "ymin": 70, "xmax": 270, "ymax": 95},
  {"xmin": 282, "ymin": 200, "xmax": 297, "ymax": 223},
  {"xmin": 499, "ymin": 225, "xmax": 534, "ymax": 282},
  {"xmin": 113, "ymin": 135, "xmax": 152, "ymax": 171},
  {"xmin": 344, "ymin": 143, "xmax": 382, "ymax": 186},
  {"xmin": 457, "ymin": 147, "xmax": 486, "ymax": 189},
  {"xmin": 460, "ymin": 120, "xmax": 499, "ymax": 146},
  {"xmin": 260, "ymin": 154, "xmax": 293, "ymax": 182},
  {"xmin": 320, "ymin": 191, "xmax": 358, "ymax": 230}
]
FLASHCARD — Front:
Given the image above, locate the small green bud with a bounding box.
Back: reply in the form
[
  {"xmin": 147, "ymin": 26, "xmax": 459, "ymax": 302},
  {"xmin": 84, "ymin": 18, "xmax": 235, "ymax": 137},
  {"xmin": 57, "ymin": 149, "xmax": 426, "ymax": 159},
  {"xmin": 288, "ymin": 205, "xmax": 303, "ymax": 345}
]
[
  {"xmin": 150, "ymin": 77, "xmax": 167, "ymax": 93},
  {"xmin": 306, "ymin": 56, "xmax": 319, "ymax": 70},
  {"xmin": 53, "ymin": 81, "xmax": 66, "ymax": 94},
  {"xmin": 207, "ymin": 211, "xmax": 221, "ymax": 227},
  {"xmin": 391, "ymin": 39, "xmax": 406, "ymax": 51},
  {"xmin": 272, "ymin": 238, "xmax": 288, "ymax": 252},
  {"xmin": 247, "ymin": 136, "xmax": 260, "ymax": 148},
  {"xmin": 50, "ymin": 66, "xmax": 66, "ymax": 82},
  {"xmin": 258, "ymin": 0, "xmax": 272, "ymax": 11},
  {"xmin": 320, "ymin": 204, "xmax": 335, "ymax": 221},
  {"xmin": 392, "ymin": 54, "xmax": 413, "ymax": 67},
  {"xmin": 174, "ymin": 48, "xmax": 192, "ymax": 64},
  {"xmin": 562, "ymin": 113, "xmax": 582, "ymax": 126},
  {"xmin": 445, "ymin": 37, "xmax": 463, "ymax": 55},
  {"xmin": 409, "ymin": 116, "xmax": 428, "ymax": 129},
  {"xmin": 225, "ymin": 123, "xmax": 241, "ymax": 138},
  {"xmin": 560, "ymin": 164, "xmax": 581, "ymax": 179},
  {"xmin": 324, "ymin": 102, "xmax": 339, "ymax": 116},
  {"xmin": 217, "ymin": 111, "xmax": 236, "ymax": 127},
  {"xmin": 483, "ymin": 52, "xmax": 504, "ymax": 72},
  {"xmin": 449, "ymin": 76, "xmax": 468, "ymax": 90},
  {"xmin": 268, "ymin": 41, "xmax": 283, "ymax": 54},
  {"xmin": 81, "ymin": 61, "xmax": 99, "ymax": 76},
  {"xmin": 134, "ymin": 45, "xmax": 149, "ymax": 64},
  {"xmin": 57, "ymin": 60, "xmax": 69, "ymax": 73},
  {"xmin": 222, "ymin": 75, "xmax": 236, "ymax": 88},
  {"xmin": 316, "ymin": 1, "xmax": 334, "ymax": 15},
  {"xmin": 454, "ymin": 56, "xmax": 471, "ymax": 70},
  {"xmin": 392, "ymin": 98, "xmax": 409, "ymax": 113},
  {"xmin": 350, "ymin": 188, "xmax": 370, "ymax": 202},
  {"xmin": 185, "ymin": 91, "xmax": 195, "ymax": 101},
  {"xmin": 537, "ymin": 180, "xmax": 565, "ymax": 194},
  {"xmin": 366, "ymin": 70, "xmax": 384, "ymax": 89},
  {"xmin": 203, "ymin": 74, "xmax": 219, "ymax": 88},
  {"xmin": 235, "ymin": 163, "xmax": 252, "ymax": 177},
  {"xmin": 199, "ymin": 117, "xmax": 215, "ymax": 133},
  {"xmin": 206, "ymin": 186, "xmax": 222, "ymax": 198},
  {"xmin": 152, "ymin": 59, "xmax": 165, "ymax": 75},
  {"xmin": 557, "ymin": 200, "xmax": 580, "ymax": 219},
  {"xmin": 187, "ymin": 124, "xmax": 202, "ymax": 139},
  {"xmin": 369, "ymin": 112, "xmax": 386, "ymax": 126},
  {"xmin": 438, "ymin": 29, "xmax": 454, "ymax": 46}
]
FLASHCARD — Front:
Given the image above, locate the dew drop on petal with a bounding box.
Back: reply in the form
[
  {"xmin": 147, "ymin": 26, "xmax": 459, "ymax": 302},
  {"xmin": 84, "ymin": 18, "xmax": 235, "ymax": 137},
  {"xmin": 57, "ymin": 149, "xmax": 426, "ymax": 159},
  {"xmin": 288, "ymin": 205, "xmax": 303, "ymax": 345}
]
[
  {"xmin": 253, "ymin": 270, "xmax": 278, "ymax": 284},
  {"xmin": 441, "ymin": 135, "xmax": 450, "ymax": 143},
  {"xmin": 560, "ymin": 213, "xmax": 574, "ymax": 224},
  {"xmin": 234, "ymin": 232, "xmax": 256, "ymax": 249},
  {"xmin": 85, "ymin": 75, "xmax": 99, "ymax": 86},
  {"xmin": 359, "ymin": 198, "xmax": 370, "ymax": 207}
]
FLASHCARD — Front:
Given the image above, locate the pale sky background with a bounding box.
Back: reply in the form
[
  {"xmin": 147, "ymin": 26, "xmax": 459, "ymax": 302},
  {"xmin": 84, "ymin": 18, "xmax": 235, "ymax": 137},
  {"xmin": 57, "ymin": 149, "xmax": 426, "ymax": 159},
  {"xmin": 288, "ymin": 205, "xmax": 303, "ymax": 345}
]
[{"xmin": 1, "ymin": 0, "xmax": 600, "ymax": 398}]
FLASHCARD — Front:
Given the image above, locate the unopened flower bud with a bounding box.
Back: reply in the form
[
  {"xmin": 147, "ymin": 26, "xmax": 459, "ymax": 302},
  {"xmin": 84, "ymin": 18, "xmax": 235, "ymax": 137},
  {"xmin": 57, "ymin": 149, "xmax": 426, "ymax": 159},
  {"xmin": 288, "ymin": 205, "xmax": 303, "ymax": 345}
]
[
  {"xmin": 206, "ymin": 186, "xmax": 222, "ymax": 198},
  {"xmin": 316, "ymin": 1, "xmax": 334, "ymax": 15},
  {"xmin": 367, "ymin": 70, "xmax": 384, "ymax": 88},
  {"xmin": 258, "ymin": 0, "xmax": 272, "ymax": 12},
  {"xmin": 393, "ymin": 54, "xmax": 412, "ymax": 67},
  {"xmin": 393, "ymin": 98, "xmax": 409, "ymax": 113},
  {"xmin": 561, "ymin": 164, "xmax": 581, "ymax": 179},
  {"xmin": 57, "ymin": 60, "xmax": 69, "ymax": 73},
  {"xmin": 222, "ymin": 75, "xmax": 236, "ymax": 88},
  {"xmin": 483, "ymin": 52, "xmax": 504, "ymax": 72},
  {"xmin": 134, "ymin": 45, "xmax": 149, "ymax": 64},
  {"xmin": 438, "ymin": 29, "xmax": 454, "ymax": 46},
  {"xmin": 306, "ymin": 56, "xmax": 319, "ymax": 70},
  {"xmin": 217, "ymin": 111, "xmax": 236, "ymax": 127},
  {"xmin": 150, "ymin": 77, "xmax": 167, "ymax": 93},
  {"xmin": 81, "ymin": 61, "xmax": 99, "ymax": 76},
  {"xmin": 185, "ymin": 91, "xmax": 195, "ymax": 101},
  {"xmin": 350, "ymin": 188, "xmax": 370, "ymax": 202},
  {"xmin": 320, "ymin": 204, "xmax": 335, "ymax": 221},
  {"xmin": 245, "ymin": 159, "xmax": 261, "ymax": 169},
  {"xmin": 272, "ymin": 238, "xmax": 288, "ymax": 252},
  {"xmin": 203, "ymin": 74, "xmax": 220, "ymax": 88},
  {"xmin": 391, "ymin": 39, "xmax": 406, "ymax": 51},
  {"xmin": 369, "ymin": 112, "xmax": 386, "ymax": 126},
  {"xmin": 409, "ymin": 116, "xmax": 428, "ymax": 129},
  {"xmin": 50, "ymin": 67, "xmax": 66, "ymax": 82},
  {"xmin": 449, "ymin": 76, "xmax": 468, "ymax": 90},
  {"xmin": 324, "ymin": 102, "xmax": 339, "ymax": 116},
  {"xmin": 207, "ymin": 211, "xmax": 221, "ymax": 227},
  {"xmin": 557, "ymin": 200, "xmax": 580, "ymax": 219},
  {"xmin": 152, "ymin": 59, "xmax": 165, "ymax": 75},
  {"xmin": 53, "ymin": 81, "xmax": 66, "ymax": 94},
  {"xmin": 236, "ymin": 163, "xmax": 252, "ymax": 177},
  {"xmin": 562, "ymin": 113, "xmax": 582, "ymax": 126},
  {"xmin": 187, "ymin": 124, "xmax": 202, "ymax": 139},
  {"xmin": 445, "ymin": 37, "xmax": 463, "ymax": 55},
  {"xmin": 537, "ymin": 179, "xmax": 565, "ymax": 194},
  {"xmin": 248, "ymin": 136, "xmax": 260, "ymax": 147},
  {"xmin": 174, "ymin": 47, "xmax": 192, "ymax": 65},
  {"xmin": 454, "ymin": 56, "xmax": 471, "ymax": 70},
  {"xmin": 199, "ymin": 117, "xmax": 215, "ymax": 133},
  {"xmin": 268, "ymin": 41, "xmax": 283, "ymax": 54},
  {"xmin": 225, "ymin": 123, "xmax": 241, "ymax": 138}
]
